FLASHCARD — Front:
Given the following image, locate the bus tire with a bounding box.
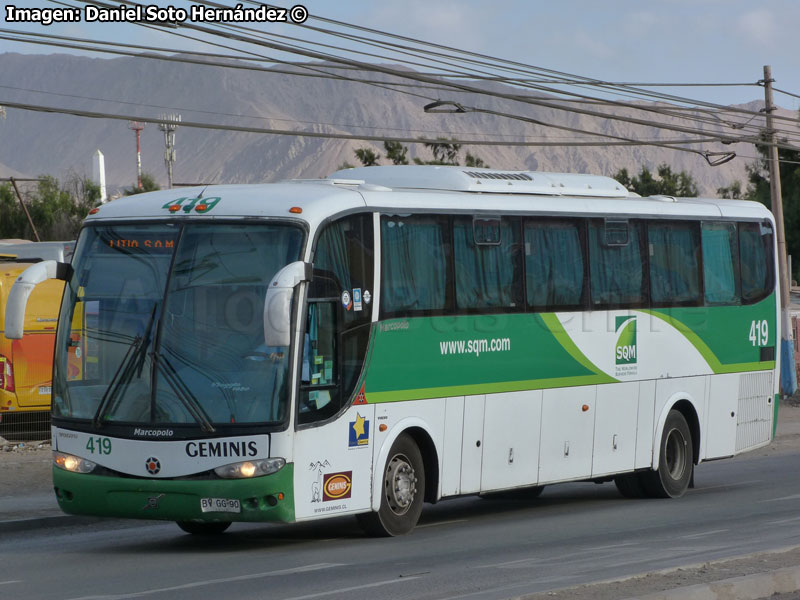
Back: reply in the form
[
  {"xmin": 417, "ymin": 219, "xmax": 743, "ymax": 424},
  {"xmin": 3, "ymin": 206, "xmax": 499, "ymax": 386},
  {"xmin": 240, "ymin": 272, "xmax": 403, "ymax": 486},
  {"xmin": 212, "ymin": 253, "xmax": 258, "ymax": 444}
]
[
  {"xmin": 642, "ymin": 409, "xmax": 694, "ymax": 498},
  {"xmin": 614, "ymin": 473, "xmax": 646, "ymax": 498},
  {"xmin": 357, "ymin": 433, "xmax": 425, "ymax": 536},
  {"xmin": 176, "ymin": 521, "xmax": 231, "ymax": 535}
]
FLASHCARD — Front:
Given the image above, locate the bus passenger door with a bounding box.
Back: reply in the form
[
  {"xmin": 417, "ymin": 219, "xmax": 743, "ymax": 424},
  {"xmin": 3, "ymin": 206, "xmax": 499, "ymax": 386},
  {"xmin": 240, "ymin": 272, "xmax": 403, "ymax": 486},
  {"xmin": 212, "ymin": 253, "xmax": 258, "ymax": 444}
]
[{"xmin": 291, "ymin": 214, "xmax": 376, "ymax": 521}]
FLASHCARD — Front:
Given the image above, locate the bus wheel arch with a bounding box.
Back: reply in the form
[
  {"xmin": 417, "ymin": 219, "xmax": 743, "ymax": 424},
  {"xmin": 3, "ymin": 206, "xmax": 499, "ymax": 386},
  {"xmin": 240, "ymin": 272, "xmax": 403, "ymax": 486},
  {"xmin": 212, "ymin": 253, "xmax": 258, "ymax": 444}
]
[{"xmin": 403, "ymin": 426, "xmax": 439, "ymax": 504}]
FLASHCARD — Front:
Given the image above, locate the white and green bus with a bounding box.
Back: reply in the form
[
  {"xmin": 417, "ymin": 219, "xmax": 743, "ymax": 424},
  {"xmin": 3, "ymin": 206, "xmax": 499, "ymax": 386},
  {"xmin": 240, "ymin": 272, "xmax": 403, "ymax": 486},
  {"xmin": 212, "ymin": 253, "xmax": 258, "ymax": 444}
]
[{"xmin": 5, "ymin": 166, "xmax": 779, "ymax": 536}]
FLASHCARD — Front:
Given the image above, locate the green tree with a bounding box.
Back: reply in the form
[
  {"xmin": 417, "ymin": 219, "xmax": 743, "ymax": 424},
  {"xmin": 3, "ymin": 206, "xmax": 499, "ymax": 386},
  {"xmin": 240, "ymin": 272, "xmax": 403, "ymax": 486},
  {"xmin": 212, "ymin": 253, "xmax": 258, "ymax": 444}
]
[
  {"xmin": 0, "ymin": 174, "xmax": 102, "ymax": 241},
  {"xmin": 717, "ymin": 181, "xmax": 743, "ymax": 199},
  {"xmin": 613, "ymin": 164, "xmax": 699, "ymax": 197},
  {"xmin": 354, "ymin": 147, "xmax": 381, "ymax": 167},
  {"xmin": 421, "ymin": 139, "xmax": 461, "ymax": 165},
  {"xmin": 384, "ymin": 141, "xmax": 409, "ymax": 165},
  {"xmin": 353, "ymin": 139, "xmax": 488, "ymax": 168},
  {"xmin": 465, "ymin": 152, "xmax": 490, "ymax": 168},
  {"xmin": 0, "ymin": 183, "xmax": 27, "ymax": 239},
  {"xmin": 123, "ymin": 173, "xmax": 161, "ymax": 195},
  {"xmin": 743, "ymin": 132, "xmax": 800, "ymax": 280}
]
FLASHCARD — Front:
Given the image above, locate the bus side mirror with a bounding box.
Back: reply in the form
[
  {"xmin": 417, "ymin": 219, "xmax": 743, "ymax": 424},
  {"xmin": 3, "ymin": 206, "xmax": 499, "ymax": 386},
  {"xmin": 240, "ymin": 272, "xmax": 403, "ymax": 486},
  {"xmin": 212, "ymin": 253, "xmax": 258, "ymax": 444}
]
[
  {"xmin": 4, "ymin": 260, "xmax": 71, "ymax": 339},
  {"xmin": 264, "ymin": 261, "xmax": 312, "ymax": 347}
]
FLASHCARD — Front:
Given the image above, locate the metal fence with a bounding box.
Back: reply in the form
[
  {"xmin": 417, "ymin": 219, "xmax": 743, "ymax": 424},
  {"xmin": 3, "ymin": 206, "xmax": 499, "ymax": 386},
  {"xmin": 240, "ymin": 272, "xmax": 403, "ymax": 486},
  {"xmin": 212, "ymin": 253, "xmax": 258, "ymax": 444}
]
[{"xmin": 0, "ymin": 410, "xmax": 50, "ymax": 442}]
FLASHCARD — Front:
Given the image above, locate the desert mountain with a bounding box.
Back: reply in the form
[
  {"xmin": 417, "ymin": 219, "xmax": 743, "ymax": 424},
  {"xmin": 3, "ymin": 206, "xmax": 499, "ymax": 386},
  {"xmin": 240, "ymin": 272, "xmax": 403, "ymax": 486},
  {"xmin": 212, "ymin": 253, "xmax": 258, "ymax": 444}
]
[{"xmin": 0, "ymin": 52, "xmax": 793, "ymax": 195}]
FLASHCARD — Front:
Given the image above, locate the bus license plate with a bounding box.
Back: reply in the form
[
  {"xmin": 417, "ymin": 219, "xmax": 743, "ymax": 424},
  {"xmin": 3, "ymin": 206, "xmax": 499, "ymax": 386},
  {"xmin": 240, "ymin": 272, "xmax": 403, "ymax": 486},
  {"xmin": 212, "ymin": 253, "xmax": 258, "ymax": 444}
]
[
  {"xmin": 39, "ymin": 386, "xmax": 52, "ymax": 395},
  {"xmin": 200, "ymin": 498, "xmax": 241, "ymax": 513}
]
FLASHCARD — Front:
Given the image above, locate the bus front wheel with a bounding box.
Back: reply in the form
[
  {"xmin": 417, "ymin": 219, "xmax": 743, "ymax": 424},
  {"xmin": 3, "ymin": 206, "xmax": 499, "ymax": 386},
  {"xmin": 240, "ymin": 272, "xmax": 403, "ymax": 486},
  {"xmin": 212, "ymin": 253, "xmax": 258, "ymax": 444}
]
[
  {"xmin": 357, "ymin": 433, "xmax": 425, "ymax": 536},
  {"xmin": 642, "ymin": 409, "xmax": 694, "ymax": 498},
  {"xmin": 176, "ymin": 521, "xmax": 231, "ymax": 535}
]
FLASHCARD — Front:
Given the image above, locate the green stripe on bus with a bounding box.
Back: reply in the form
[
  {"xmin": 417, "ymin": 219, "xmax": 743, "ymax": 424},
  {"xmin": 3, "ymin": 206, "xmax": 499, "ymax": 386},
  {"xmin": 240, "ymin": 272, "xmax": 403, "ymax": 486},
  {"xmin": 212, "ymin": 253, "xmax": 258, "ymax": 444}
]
[
  {"xmin": 539, "ymin": 313, "xmax": 617, "ymax": 381},
  {"xmin": 367, "ymin": 374, "xmax": 610, "ymax": 403},
  {"xmin": 641, "ymin": 309, "xmax": 775, "ymax": 374}
]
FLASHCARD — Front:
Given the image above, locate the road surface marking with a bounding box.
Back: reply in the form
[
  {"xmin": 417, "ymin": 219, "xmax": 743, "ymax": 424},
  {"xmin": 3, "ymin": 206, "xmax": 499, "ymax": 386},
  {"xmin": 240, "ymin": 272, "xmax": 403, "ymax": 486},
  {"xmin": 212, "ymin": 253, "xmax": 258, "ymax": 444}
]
[
  {"xmin": 759, "ymin": 493, "xmax": 800, "ymax": 503},
  {"xmin": 0, "ymin": 581, "xmax": 22, "ymax": 586},
  {"xmin": 678, "ymin": 529, "xmax": 728, "ymax": 539},
  {"xmin": 767, "ymin": 516, "xmax": 800, "ymax": 525},
  {"xmin": 585, "ymin": 542, "xmax": 640, "ymax": 551},
  {"xmin": 697, "ymin": 480, "xmax": 763, "ymax": 491},
  {"xmin": 281, "ymin": 576, "xmax": 421, "ymax": 600},
  {"xmin": 65, "ymin": 563, "xmax": 343, "ymax": 600},
  {"xmin": 418, "ymin": 519, "xmax": 469, "ymax": 528}
]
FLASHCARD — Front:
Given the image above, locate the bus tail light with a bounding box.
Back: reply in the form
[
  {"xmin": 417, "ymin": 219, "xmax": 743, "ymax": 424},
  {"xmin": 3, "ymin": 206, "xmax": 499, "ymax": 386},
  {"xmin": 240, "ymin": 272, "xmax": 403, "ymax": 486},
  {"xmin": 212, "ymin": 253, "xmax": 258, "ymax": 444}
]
[
  {"xmin": 0, "ymin": 355, "xmax": 14, "ymax": 392},
  {"xmin": 214, "ymin": 457, "xmax": 285, "ymax": 479}
]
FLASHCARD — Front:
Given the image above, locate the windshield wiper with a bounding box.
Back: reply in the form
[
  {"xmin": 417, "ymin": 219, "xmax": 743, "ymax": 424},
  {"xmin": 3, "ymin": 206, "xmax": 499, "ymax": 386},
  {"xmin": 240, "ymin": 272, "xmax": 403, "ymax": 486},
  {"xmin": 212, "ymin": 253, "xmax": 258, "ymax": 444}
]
[
  {"xmin": 92, "ymin": 333, "xmax": 143, "ymax": 428},
  {"xmin": 155, "ymin": 355, "xmax": 216, "ymax": 433},
  {"xmin": 93, "ymin": 305, "xmax": 158, "ymax": 428}
]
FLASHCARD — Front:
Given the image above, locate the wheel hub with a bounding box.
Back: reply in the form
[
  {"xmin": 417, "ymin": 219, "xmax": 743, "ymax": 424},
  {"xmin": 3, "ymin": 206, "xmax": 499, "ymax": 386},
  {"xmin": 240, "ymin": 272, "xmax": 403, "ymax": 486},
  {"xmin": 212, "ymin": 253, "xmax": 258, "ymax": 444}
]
[
  {"xmin": 385, "ymin": 453, "xmax": 417, "ymax": 515},
  {"xmin": 665, "ymin": 427, "xmax": 687, "ymax": 480}
]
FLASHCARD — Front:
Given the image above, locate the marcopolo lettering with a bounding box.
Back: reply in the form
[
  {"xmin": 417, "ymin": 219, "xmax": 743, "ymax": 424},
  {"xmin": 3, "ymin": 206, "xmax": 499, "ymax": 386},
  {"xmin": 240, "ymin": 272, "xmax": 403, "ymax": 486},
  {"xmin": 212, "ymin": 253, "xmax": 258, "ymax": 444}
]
[
  {"xmin": 133, "ymin": 428, "xmax": 174, "ymax": 437},
  {"xmin": 185, "ymin": 440, "xmax": 258, "ymax": 458}
]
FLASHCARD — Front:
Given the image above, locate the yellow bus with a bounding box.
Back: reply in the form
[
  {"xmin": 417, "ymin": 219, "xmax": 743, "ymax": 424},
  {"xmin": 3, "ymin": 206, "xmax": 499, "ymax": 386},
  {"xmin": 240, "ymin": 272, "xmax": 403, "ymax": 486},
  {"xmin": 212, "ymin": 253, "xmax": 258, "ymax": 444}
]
[{"xmin": 0, "ymin": 258, "xmax": 66, "ymax": 436}]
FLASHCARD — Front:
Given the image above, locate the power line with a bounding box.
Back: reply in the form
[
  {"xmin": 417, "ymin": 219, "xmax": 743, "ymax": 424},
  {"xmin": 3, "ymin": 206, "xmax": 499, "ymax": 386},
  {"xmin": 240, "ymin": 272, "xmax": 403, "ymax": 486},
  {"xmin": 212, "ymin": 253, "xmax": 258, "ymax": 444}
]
[
  {"xmin": 0, "ymin": 98, "xmax": 741, "ymax": 150},
  {"xmin": 16, "ymin": 0, "xmax": 800, "ymax": 157}
]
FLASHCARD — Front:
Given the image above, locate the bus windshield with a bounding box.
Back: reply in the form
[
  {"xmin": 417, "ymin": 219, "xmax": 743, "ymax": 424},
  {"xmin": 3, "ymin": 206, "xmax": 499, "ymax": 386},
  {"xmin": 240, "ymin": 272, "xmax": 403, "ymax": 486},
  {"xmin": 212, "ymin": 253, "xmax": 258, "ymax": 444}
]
[{"xmin": 53, "ymin": 222, "xmax": 304, "ymax": 428}]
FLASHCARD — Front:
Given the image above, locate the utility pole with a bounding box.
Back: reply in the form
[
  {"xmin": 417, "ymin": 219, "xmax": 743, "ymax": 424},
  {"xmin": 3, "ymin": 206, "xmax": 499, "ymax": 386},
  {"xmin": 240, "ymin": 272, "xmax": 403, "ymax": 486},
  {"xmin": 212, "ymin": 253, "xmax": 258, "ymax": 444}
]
[
  {"xmin": 158, "ymin": 114, "xmax": 180, "ymax": 189},
  {"xmin": 762, "ymin": 65, "xmax": 797, "ymax": 395},
  {"xmin": 127, "ymin": 121, "xmax": 145, "ymax": 189},
  {"xmin": 9, "ymin": 178, "xmax": 40, "ymax": 242}
]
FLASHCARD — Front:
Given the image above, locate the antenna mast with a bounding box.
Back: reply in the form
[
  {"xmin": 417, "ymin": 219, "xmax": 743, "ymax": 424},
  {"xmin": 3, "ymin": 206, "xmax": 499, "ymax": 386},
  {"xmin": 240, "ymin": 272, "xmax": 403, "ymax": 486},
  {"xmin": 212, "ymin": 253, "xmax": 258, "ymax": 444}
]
[
  {"xmin": 127, "ymin": 121, "xmax": 145, "ymax": 189},
  {"xmin": 158, "ymin": 114, "xmax": 181, "ymax": 189}
]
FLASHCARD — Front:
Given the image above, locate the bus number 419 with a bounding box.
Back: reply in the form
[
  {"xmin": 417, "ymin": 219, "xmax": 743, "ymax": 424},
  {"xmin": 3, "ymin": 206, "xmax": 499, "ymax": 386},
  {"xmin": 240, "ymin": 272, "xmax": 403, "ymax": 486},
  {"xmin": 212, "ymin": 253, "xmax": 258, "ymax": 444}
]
[{"xmin": 749, "ymin": 319, "xmax": 769, "ymax": 347}]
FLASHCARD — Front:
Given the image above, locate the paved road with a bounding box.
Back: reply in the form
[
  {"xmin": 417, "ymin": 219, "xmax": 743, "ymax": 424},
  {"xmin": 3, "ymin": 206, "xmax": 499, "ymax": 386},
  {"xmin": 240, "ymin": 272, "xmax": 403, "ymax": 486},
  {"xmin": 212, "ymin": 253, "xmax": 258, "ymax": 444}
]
[{"xmin": 3, "ymin": 451, "xmax": 800, "ymax": 600}]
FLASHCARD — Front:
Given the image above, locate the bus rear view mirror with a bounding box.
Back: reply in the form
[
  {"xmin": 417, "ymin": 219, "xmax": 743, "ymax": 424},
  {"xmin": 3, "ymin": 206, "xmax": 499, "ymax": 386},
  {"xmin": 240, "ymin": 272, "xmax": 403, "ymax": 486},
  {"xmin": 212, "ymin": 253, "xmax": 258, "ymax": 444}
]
[
  {"xmin": 264, "ymin": 261, "xmax": 312, "ymax": 347},
  {"xmin": 4, "ymin": 260, "xmax": 71, "ymax": 339}
]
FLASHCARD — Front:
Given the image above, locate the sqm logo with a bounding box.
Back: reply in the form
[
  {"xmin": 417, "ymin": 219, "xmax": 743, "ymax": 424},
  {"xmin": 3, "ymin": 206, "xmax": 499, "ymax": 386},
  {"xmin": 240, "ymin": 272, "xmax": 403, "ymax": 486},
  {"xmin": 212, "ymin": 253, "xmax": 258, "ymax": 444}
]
[{"xmin": 615, "ymin": 316, "xmax": 637, "ymax": 365}]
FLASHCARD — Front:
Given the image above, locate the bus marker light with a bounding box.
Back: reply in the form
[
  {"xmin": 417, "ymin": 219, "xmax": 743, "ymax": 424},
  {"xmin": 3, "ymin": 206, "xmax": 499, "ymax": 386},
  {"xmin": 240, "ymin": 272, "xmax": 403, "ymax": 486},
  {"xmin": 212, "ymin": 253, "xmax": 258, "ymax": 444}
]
[
  {"xmin": 582, "ymin": 404, "xmax": 590, "ymax": 412},
  {"xmin": 88, "ymin": 208, "xmax": 100, "ymax": 215},
  {"xmin": 289, "ymin": 207, "xmax": 303, "ymax": 214},
  {"xmin": 169, "ymin": 204, "xmax": 181, "ymax": 212},
  {"xmin": 278, "ymin": 492, "xmax": 284, "ymax": 501},
  {"xmin": 379, "ymin": 424, "xmax": 387, "ymax": 432},
  {"xmin": 195, "ymin": 204, "xmax": 208, "ymax": 212}
]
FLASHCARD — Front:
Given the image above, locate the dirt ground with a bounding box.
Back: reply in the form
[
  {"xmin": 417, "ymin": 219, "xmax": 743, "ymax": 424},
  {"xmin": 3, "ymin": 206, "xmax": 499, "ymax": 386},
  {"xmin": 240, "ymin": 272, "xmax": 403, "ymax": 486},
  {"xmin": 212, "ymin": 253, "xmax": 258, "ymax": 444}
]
[{"xmin": 3, "ymin": 401, "xmax": 800, "ymax": 600}]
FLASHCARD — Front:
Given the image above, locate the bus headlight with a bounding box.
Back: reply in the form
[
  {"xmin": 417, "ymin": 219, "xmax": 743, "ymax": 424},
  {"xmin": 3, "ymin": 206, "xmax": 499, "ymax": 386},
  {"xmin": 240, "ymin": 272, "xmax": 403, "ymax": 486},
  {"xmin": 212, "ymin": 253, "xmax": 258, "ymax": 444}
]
[
  {"xmin": 214, "ymin": 457, "xmax": 285, "ymax": 479},
  {"xmin": 53, "ymin": 451, "xmax": 97, "ymax": 474}
]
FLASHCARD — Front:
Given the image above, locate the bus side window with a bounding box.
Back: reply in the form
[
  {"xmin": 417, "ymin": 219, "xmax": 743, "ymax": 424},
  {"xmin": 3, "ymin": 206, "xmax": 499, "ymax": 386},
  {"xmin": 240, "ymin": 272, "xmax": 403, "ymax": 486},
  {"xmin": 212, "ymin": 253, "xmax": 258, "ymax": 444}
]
[
  {"xmin": 453, "ymin": 215, "xmax": 522, "ymax": 311},
  {"xmin": 701, "ymin": 222, "xmax": 740, "ymax": 305},
  {"xmin": 299, "ymin": 300, "xmax": 339, "ymax": 421},
  {"xmin": 648, "ymin": 221, "xmax": 701, "ymax": 306},
  {"xmin": 524, "ymin": 219, "xmax": 585, "ymax": 311},
  {"xmin": 588, "ymin": 220, "xmax": 646, "ymax": 307},
  {"xmin": 739, "ymin": 221, "xmax": 774, "ymax": 303},
  {"xmin": 381, "ymin": 214, "xmax": 450, "ymax": 316}
]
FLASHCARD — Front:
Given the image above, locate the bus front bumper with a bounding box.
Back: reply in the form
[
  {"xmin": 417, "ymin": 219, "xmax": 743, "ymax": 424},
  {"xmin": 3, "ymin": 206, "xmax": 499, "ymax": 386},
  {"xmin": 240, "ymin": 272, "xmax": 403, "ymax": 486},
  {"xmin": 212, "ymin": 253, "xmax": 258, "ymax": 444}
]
[{"xmin": 52, "ymin": 463, "xmax": 295, "ymax": 523}]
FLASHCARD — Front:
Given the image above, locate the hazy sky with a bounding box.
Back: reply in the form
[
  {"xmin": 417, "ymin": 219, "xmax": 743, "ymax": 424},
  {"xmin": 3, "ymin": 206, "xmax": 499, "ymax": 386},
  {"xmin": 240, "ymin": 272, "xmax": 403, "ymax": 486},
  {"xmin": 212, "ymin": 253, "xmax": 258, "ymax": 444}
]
[{"xmin": 3, "ymin": 0, "xmax": 800, "ymax": 109}]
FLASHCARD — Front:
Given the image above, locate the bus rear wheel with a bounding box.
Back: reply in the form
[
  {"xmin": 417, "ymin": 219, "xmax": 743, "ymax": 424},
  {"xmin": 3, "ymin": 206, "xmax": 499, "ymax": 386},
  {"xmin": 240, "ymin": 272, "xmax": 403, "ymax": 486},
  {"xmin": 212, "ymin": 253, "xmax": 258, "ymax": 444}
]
[
  {"xmin": 357, "ymin": 433, "xmax": 425, "ymax": 536},
  {"xmin": 176, "ymin": 521, "xmax": 231, "ymax": 535},
  {"xmin": 642, "ymin": 409, "xmax": 694, "ymax": 498}
]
